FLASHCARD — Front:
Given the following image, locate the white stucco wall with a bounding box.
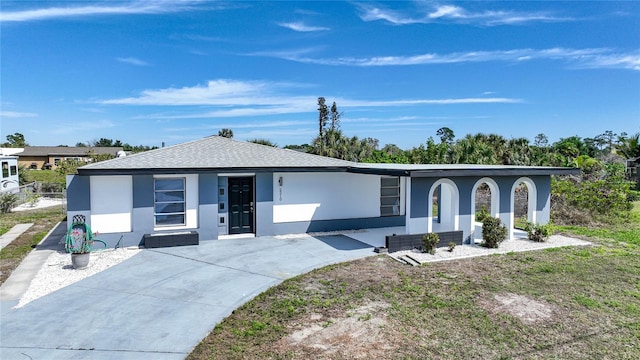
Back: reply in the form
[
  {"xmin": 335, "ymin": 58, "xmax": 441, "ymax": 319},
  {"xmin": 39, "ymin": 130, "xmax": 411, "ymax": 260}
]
[
  {"xmin": 273, "ymin": 172, "xmax": 380, "ymax": 223},
  {"xmin": 90, "ymin": 176, "xmax": 132, "ymax": 233}
]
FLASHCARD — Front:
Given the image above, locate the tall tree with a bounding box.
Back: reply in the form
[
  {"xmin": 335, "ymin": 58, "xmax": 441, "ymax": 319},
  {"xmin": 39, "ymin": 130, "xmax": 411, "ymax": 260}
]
[
  {"xmin": 436, "ymin": 127, "xmax": 455, "ymax": 145},
  {"xmin": 616, "ymin": 132, "xmax": 640, "ymax": 159},
  {"xmin": 329, "ymin": 101, "xmax": 341, "ymax": 131},
  {"xmin": 533, "ymin": 133, "xmax": 548, "ymax": 147},
  {"xmin": 218, "ymin": 128, "xmax": 234, "ymax": 138},
  {"xmin": 317, "ymin": 97, "xmax": 329, "ymax": 156},
  {"xmin": 4, "ymin": 132, "xmax": 27, "ymax": 147}
]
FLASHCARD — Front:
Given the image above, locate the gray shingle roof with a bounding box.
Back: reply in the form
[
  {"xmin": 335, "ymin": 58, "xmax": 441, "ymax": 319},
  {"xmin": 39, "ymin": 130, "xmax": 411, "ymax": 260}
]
[
  {"xmin": 79, "ymin": 136, "xmax": 354, "ymax": 172},
  {"xmin": 17, "ymin": 146, "xmax": 123, "ymax": 157}
]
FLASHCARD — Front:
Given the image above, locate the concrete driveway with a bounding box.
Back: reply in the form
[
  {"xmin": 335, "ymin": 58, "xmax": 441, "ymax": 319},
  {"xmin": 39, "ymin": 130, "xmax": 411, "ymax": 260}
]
[{"xmin": 0, "ymin": 235, "xmax": 374, "ymax": 359}]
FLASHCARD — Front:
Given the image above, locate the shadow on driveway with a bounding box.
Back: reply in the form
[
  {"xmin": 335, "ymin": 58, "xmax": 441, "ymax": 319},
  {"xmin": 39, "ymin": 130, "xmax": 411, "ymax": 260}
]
[{"xmin": 313, "ymin": 235, "xmax": 372, "ymax": 251}]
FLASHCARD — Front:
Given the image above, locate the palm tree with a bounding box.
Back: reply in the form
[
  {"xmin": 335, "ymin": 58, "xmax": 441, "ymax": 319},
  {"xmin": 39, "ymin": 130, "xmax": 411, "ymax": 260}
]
[
  {"xmin": 218, "ymin": 128, "xmax": 233, "ymax": 138},
  {"xmin": 616, "ymin": 133, "xmax": 640, "ymax": 159}
]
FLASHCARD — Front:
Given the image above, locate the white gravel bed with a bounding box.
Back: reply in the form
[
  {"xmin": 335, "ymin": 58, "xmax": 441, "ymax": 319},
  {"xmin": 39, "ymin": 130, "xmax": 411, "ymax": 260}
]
[
  {"xmin": 12, "ymin": 197, "xmax": 66, "ymax": 212},
  {"xmin": 16, "ymin": 247, "xmax": 140, "ymax": 308},
  {"xmin": 390, "ymin": 235, "xmax": 592, "ymax": 264}
]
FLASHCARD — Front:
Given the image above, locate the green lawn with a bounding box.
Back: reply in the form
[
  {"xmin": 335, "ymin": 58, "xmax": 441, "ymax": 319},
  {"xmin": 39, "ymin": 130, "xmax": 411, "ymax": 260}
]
[
  {"xmin": 0, "ymin": 207, "xmax": 66, "ymax": 285},
  {"xmin": 189, "ymin": 202, "xmax": 640, "ymax": 359}
]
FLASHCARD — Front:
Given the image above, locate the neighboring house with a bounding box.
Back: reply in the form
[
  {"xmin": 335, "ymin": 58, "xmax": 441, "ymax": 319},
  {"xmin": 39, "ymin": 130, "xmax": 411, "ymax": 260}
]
[
  {"xmin": 16, "ymin": 146, "xmax": 124, "ymax": 170},
  {"xmin": 66, "ymin": 136, "xmax": 578, "ymax": 248},
  {"xmin": 1, "ymin": 156, "xmax": 20, "ymax": 193},
  {"xmin": 626, "ymin": 157, "xmax": 639, "ymax": 183}
]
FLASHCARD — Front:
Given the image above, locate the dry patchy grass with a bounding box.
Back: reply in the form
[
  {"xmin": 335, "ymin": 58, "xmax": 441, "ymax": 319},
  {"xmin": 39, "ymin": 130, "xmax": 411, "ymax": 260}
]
[
  {"xmin": 189, "ymin": 241, "xmax": 640, "ymax": 359},
  {"xmin": 0, "ymin": 207, "xmax": 66, "ymax": 285}
]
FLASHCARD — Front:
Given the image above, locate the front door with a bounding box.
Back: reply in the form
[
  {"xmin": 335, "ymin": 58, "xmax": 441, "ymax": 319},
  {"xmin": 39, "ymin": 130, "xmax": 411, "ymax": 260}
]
[{"xmin": 228, "ymin": 177, "xmax": 254, "ymax": 234}]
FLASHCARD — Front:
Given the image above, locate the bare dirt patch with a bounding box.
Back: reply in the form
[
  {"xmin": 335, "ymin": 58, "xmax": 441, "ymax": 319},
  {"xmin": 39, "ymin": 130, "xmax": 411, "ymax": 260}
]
[
  {"xmin": 484, "ymin": 292, "xmax": 558, "ymax": 324},
  {"xmin": 281, "ymin": 301, "xmax": 391, "ymax": 358}
]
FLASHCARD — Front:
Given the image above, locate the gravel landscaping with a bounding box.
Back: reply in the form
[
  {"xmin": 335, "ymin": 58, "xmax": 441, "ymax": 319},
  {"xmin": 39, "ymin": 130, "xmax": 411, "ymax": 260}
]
[
  {"xmin": 15, "ymin": 247, "xmax": 140, "ymax": 308},
  {"xmin": 390, "ymin": 234, "xmax": 592, "ymax": 264}
]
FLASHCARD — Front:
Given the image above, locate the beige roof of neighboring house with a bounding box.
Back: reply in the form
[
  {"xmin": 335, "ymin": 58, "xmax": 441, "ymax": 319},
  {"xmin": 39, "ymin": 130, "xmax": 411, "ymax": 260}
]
[{"xmin": 16, "ymin": 146, "xmax": 123, "ymax": 157}]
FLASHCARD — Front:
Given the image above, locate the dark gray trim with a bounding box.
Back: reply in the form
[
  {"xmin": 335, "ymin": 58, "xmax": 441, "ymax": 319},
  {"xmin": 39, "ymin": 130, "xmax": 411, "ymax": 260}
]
[
  {"xmin": 132, "ymin": 175, "xmax": 153, "ymax": 208},
  {"xmin": 256, "ymin": 173, "xmax": 273, "ymax": 202},
  {"xmin": 275, "ymin": 215, "xmax": 406, "ymax": 234},
  {"xmin": 198, "ymin": 173, "xmax": 218, "ymax": 205},
  {"xmin": 406, "ymin": 168, "xmax": 579, "ymax": 177},
  {"xmin": 78, "ymin": 166, "xmax": 349, "ymax": 176},
  {"xmin": 66, "ymin": 175, "xmax": 90, "ymax": 211},
  {"xmin": 78, "ymin": 162, "xmax": 578, "ymax": 178}
]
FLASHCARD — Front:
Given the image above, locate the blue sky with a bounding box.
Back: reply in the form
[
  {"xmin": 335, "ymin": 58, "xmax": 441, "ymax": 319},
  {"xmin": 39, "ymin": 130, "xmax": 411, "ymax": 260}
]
[{"xmin": 1, "ymin": 1, "xmax": 639, "ymax": 149}]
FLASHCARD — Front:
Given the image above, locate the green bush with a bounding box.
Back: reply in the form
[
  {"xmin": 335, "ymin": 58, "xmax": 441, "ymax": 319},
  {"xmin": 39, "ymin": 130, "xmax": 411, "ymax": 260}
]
[
  {"xmin": 475, "ymin": 205, "xmax": 491, "ymax": 223},
  {"xmin": 1, "ymin": 193, "xmax": 19, "ymax": 213},
  {"xmin": 524, "ymin": 222, "xmax": 554, "ymax": 242},
  {"xmin": 551, "ymin": 163, "xmax": 633, "ymax": 225},
  {"xmin": 481, "ymin": 217, "xmax": 507, "ymax": 248},
  {"xmin": 422, "ymin": 233, "xmax": 440, "ymax": 254}
]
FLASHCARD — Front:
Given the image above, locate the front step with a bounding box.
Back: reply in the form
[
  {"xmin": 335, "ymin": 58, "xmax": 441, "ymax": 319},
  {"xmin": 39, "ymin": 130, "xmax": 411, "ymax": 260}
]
[{"xmin": 398, "ymin": 254, "xmax": 421, "ymax": 266}]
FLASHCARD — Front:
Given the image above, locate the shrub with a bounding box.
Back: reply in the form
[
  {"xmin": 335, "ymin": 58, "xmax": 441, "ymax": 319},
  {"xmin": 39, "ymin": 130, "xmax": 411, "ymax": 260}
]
[
  {"xmin": 1, "ymin": 193, "xmax": 19, "ymax": 213},
  {"xmin": 551, "ymin": 163, "xmax": 633, "ymax": 225},
  {"xmin": 475, "ymin": 205, "xmax": 491, "ymax": 223},
  {"xmin": 524, "ymin": 222, "xmax": 554, "ymax": 242},
  {"xmin": 481, "ymin": 217, "xmax": 507, "ymax": 248},
  {"xmin": 447, "ymin": 242, "xmax": 456, "ymax": 252},
  {"xmin": 422, "ymin": 233, "xmax": 440, "ymax": 254}
]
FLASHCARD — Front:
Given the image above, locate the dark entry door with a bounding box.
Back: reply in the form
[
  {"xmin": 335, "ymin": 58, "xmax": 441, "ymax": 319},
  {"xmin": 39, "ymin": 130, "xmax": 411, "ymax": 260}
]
[{"xmin": 229, "ymin": 177, "xmax": 254, "ymax": 234}]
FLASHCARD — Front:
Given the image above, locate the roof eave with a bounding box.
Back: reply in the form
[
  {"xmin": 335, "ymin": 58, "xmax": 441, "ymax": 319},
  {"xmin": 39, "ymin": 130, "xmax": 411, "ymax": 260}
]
[
  {"xmin": 77, "ymin": 166, "xmax": 350, "ymax": 176},
  {"xmin": 408, "ymin": 167, "xmax": 580, "ymax": 177}
]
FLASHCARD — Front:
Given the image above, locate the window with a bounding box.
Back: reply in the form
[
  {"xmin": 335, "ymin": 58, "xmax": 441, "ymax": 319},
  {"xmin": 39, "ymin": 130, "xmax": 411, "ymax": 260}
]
[
  {"xmin": 1, "ymin": 162, "xmax": 8, "ymax": 178},
  {"xmin": 154, "ymin": 178, "xmax": 185, "ymax": 226},
  {"xmin": 53, "ymin": 158, "xmax": 61, "ymax": 166},
  {"xmin": 10, "ymin": 165, "xmax": 17, "ymax": 176},
  {"xmin": 380, "ymin": 177, "xmax": 400, "ymax": 216}
]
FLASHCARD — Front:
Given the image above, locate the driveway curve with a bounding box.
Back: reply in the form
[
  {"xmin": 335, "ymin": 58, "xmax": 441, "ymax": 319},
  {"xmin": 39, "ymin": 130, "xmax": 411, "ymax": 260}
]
[{"xmin": 0, "ymin": 235, "xmax": 374, "ymax": 359}]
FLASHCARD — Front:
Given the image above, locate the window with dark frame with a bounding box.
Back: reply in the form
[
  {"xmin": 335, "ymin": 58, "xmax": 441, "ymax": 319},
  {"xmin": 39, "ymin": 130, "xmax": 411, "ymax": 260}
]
[
  {"xmin": 1, "ymin": 162, "xmax": 8, "ymax": 178},
  {"xmin": 380, "ymin": 177, "xmax": 400, "ymax": 216},
  {"xmin": 154, "ymin": 178, "xmax": 186, "ymax": 226}
]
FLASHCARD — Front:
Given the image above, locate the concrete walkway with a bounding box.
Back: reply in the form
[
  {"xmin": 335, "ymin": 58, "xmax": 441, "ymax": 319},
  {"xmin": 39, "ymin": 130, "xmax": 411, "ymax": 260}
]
[
  {"xmin": 0, "ymin": 223, "xmax": 33, "ymax": 251},
  {"xmin": 0, "ymin": 234, "xmax": 374, "ymax": 359},
  {"xmin": 0, "ymin": 222, "xmax": 67, "ymax": 310}
]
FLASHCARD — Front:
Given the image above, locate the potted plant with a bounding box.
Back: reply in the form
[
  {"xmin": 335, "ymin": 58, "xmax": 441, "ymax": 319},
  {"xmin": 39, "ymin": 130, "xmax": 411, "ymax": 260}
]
[{"xmin": 65, "ymin": 215, "xmax": 105, "ymax": 269}]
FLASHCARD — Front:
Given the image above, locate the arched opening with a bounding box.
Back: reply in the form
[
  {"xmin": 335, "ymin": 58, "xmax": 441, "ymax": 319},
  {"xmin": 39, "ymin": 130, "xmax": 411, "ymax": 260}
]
[
  {"xmin": 428, "ymin": 179, "xmax": 459, "ymax": 233},
  {"xmin": 470, "ymin": 178, "xmax": 500, "ymax": 243},
  {"xmin": 510, "ymin": 177, "xmax": 537, "ymax": 239}
]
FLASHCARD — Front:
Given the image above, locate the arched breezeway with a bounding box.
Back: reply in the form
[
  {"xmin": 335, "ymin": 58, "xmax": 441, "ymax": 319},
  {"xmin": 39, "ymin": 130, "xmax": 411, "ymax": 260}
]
[
  {"xmin": 509, "ymin": 177, "xmax": 537, "ymax": 239},
  {"xmin": 470, "ymin": 177, "xmax": 500, "ymax": 243},
  {"xmin": 427, "ymin": 178, "xmax": 459, "ymax": 234}
]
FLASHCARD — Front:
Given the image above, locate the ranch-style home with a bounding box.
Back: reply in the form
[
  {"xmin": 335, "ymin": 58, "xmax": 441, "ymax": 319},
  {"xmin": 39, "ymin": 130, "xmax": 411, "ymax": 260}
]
[
  {"xmin": 17, "ymin": 146, "xmax": 124, "ymax": 170},
  {"xmin": 66, "ymin": 136, "xmax": 578, "ymax": 248}
]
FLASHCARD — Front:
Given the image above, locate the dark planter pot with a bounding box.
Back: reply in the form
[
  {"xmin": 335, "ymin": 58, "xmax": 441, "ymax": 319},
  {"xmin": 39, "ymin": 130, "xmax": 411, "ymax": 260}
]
[{"xmin": 71, "ymin": 253, "xmax": 90, "ymax": 270}]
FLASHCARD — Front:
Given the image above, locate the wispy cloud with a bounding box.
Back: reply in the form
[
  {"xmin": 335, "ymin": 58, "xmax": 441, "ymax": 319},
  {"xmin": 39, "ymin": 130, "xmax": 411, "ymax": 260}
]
[
  {"xmin": 357, "ymin": 3, "xmax": 574, "ymax": 26},
  {"xmin": 0, "ymin": 0, "xmax": 206, "ymax": 23},
  {"xmin": 51, "ymin": 119, "xmax": 116, "ymax": 134},
  {"xmin": 97, "ymin": 79, "xmax": 521, "ymax": 119},
  {"xmin": 116, "ymin": 57, "xmax": 149, "ymax": 66},
  {"xmin": 0, "ymin": 110, "xmax": 38, "ymax": 118},
  {"xmin": 260, "ymin": 47, "xmax": 640, "ymax": 71},
  {"xmin": 277, "ymin": 21, "xmax": 329, "ymax": 32}
]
